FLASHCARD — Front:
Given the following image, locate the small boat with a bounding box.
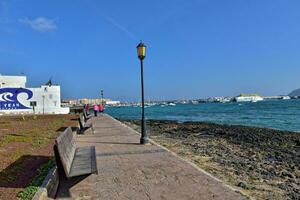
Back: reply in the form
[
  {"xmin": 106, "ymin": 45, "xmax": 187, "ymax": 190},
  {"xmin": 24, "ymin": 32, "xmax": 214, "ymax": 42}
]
[{"xmin": 191, "ymin": 100, "xmax": 199, "ymax": 104}]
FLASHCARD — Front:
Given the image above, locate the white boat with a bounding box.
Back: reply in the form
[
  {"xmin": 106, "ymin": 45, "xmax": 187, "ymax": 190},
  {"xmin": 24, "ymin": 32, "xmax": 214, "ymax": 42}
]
[
  {"xmin": 168, "ymin": 103, "xmax": 176, "ymax": 106},
  {"xmin": 220, "ymin": 98, "xmax": 231, "ymax": 103},
  {"xmin": 281, "ymin": 96, "xmax": 291, "ymax": 100},
  {"xmin": 234, "ymin": 94, "xmax": 263, "ymax": 102},
  {"xmin": 191, "ymin": 100, "xmax": 198, "ymax": 104}
]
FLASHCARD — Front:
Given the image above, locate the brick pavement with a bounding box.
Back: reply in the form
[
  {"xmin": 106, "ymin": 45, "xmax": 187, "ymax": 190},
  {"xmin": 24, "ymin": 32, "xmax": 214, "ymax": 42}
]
[{"xmin": 56, "ymin": 114, "xmax": 244, "ymax": 200}]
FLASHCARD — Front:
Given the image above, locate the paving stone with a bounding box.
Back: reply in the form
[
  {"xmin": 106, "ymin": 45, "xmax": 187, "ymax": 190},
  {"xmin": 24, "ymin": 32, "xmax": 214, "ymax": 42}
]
[{"xmin": 56, "ymin": 114, "xmax": 243, "ymax": 200}]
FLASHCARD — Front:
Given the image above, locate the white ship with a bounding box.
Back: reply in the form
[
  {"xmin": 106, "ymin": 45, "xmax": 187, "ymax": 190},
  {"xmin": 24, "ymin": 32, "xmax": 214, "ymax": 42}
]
[
  {"xmin": 234, "ymin": 94, "xmax": 263, "ymax": 102},
  {"xmin": 281, "ymin": 96, "xmax": 291, "ymax": 100}
]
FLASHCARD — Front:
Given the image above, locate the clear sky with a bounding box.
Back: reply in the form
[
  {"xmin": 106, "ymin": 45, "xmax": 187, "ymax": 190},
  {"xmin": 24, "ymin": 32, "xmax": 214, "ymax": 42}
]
[{"xmin": 0, "ymin": 0, "xmax": 299, "ymax": 101}]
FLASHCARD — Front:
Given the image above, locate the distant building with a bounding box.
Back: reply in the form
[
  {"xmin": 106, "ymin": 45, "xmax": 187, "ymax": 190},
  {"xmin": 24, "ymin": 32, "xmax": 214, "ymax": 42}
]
[
  {"xmin": 0, "ymin": 75, "xmax": 69, "ymax": 115},
  {"xmin": 64, "ymin": 98, "xmax": 119, "ymax": 106},
  {"xmin": 80, "ymin": 98, "xmax": 101, "ymax": 105},
  {"xmin": 105, "ymin": 100, "xmax": 121, "ymax": 106}
]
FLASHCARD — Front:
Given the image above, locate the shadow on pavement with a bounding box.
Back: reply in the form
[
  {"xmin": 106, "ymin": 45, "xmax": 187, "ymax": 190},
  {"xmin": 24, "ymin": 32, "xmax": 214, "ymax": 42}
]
[
  {"xmin": 77, "ymin": 141, "xmax": 140, "ymax": 145},
  {"xmin": 55, "ymin": 174, "xmax": 90, "ymax": 198}
]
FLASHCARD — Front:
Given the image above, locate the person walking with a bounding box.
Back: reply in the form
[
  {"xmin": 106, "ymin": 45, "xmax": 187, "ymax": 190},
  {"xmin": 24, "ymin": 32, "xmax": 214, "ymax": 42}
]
[
  {"xmin": 86, "ymin": 104, "xmax": 90, "ymax": 115},
  {"xmin": 93, "ymin": 104, "xmax": 99, "ymax": 117},
  {"xmin": 99, "ymin": 103, "xmax": 104, "ymax": 114}
]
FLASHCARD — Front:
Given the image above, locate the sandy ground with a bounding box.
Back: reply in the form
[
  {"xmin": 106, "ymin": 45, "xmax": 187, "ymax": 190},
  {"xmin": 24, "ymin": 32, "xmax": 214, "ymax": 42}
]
[{"xmin": 0, "ymin": 114, "xmax": 78, "ymax": 200}]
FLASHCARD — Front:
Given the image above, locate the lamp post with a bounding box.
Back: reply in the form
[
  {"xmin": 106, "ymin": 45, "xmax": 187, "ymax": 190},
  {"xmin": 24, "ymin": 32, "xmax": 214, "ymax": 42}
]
[
  {"xmin": 101, "ymin": 90, "xmax": 104, "ymax": 106},
  {"xmin": 137, "ymin": 41, "xmax": 149, "ymax": 144}
]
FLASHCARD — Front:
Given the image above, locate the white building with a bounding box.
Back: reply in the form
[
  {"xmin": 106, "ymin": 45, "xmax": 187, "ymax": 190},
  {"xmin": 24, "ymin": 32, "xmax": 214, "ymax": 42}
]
[
  {"xmin": 106, "ymin": 100, "xmax": 121, "ymax": 106},
  {"xmin": 0, "ymin": 75, "xmax": 69, "ymax": 115}
]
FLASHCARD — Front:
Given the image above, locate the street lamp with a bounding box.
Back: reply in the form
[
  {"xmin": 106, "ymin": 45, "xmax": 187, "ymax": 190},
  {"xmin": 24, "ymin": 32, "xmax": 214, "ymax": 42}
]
[
  {"xmin": 101, "ymin": 90, "xmax": 104, "ymax": 105},
  {"xmin": 136, "ymin": 41, "xmax": 149, "ymax": 144}
]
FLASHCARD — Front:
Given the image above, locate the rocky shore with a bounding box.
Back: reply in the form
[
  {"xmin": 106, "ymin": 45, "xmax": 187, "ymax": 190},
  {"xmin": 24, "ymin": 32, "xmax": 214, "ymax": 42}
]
[{"xmin": 121, "ymin": 119, "xmax": 300, "ymax": 200}]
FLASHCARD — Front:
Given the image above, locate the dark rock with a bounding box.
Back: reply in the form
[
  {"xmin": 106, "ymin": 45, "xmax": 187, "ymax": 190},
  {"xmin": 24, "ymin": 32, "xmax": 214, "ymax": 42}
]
[
  {"xmin": 237, "ymin": 182, "xmax": 249, "ymax": 189},
  {"xmin": 280, "ymin": 170, "xmax": 296, "ymax": 179},
  {"xmin": 122, "ymin": 119, "xmax": 300, "ymax": 199}
]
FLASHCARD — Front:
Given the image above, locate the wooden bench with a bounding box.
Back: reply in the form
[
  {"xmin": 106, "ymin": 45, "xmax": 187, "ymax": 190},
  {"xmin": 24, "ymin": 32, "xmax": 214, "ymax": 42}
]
[
  {"xmin": 83, "ymin": 109, "xmax": 92, "ymax": 121},
  {"xmin": 78, "ymin": 113, "xmax": 94, "ymax": 134},
  {"xmin": 54, "ymin": 127, "xmax": 98, "ymax": 179}
]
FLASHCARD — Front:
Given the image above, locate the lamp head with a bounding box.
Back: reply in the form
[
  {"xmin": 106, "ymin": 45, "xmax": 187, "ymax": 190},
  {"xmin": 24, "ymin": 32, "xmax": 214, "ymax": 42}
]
[{"xmin": 136, "ymin": 41, "xmax": 146, "ymax": 60}]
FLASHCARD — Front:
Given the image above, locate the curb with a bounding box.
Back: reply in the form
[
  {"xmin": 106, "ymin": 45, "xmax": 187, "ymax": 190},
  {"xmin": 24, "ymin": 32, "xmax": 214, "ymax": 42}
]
[
  {"xmin": 32, "ymin": 127, "xmax": 82, "ymax": 200},
  {"xmin": 32, "ymin": 167, "xmax": 59, "ymax": 200}
]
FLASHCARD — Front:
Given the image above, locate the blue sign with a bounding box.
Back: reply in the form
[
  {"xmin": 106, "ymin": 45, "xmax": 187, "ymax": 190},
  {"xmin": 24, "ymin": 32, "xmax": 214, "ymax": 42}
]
[{"xmin": 0, "ymin": 88, "xmax": 33, "ymax": 110}]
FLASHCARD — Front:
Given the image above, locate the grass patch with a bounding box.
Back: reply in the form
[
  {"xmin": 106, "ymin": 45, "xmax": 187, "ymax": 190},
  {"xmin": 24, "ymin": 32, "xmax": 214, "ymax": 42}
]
[
  {"xmin": 32, "ymin": 137, "xmax": 49, "ymax": 148},
  {"xmin": 17, "ymin": 157, "xmax": 55, "ymax": 200},
  {"xmin": 9, "ymin": 149, "xmax": 32, "ymax": 163},
  {"xmin": 0, "ymin": 114, "xmax": 78, "ymax": 199},
  {"xmin": 0, "ymin": 134, "xmax": 50, "ymax": 149},
  {"xmin": 0, "ymin": 135, "xmax": 33, "ymax": 147}
]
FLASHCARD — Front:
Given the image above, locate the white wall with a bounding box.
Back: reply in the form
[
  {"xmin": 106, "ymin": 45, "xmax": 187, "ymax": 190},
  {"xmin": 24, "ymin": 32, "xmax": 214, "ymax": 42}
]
[
  {"xmin": 27, "ymin": 85, "xmax": 69, "ymax": 114},
  {"xmin": 0, "ymin": 78, "xmax": 70, "ymax": 115},
  {"xmin": 0, "ymin": 76, "xmax": 26, "ymax": 88}
]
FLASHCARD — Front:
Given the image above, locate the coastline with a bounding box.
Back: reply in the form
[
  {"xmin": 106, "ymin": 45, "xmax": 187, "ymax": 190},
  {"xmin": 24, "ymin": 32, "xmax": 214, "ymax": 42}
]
[
  {"xmin": 106, "ymin": 99, "xmax": 300, "ymax": 132},
  {"xmin": 121, "ymin": 119, "xmax": 300, "ymax": 200}
]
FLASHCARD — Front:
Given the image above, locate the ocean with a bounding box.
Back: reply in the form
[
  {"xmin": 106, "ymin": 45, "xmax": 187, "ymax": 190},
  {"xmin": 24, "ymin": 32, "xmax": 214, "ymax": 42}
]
[{"xmin": 106, "ymin": 99, "xmax": 300, "ymax": 132}]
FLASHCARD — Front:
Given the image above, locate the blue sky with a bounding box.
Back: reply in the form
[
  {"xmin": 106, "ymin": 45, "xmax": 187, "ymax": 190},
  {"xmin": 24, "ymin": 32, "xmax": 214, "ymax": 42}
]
[{"xmin": 0, "ymin": 0, "xmax": 299, "ymax": 101}]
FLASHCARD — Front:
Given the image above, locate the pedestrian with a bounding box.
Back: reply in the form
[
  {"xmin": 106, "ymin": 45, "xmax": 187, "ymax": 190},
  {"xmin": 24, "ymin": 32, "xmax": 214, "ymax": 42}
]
[
  {"xmin": 86, "ymin": 104, "xmax": 90, "ymax": 115},
  {"xmin": 99, "ymin": 103, "xmax": 104, "ymax": 113},
  {"xmin": 93, "ymin": 104, "xmax": 99, "ymax": 117}
]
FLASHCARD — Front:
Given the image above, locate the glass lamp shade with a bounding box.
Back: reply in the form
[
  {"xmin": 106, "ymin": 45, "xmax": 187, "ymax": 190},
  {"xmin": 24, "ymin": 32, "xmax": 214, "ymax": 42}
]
[{"xmin": 136, "ymin": 42, "xmax": 146, "ymax": 60}]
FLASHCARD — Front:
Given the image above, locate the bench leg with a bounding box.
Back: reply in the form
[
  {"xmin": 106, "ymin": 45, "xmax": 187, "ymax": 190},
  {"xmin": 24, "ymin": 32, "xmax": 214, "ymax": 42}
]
[{"xmin": 91, "ymin": 125, "xmax": 94, "ymax": 134}]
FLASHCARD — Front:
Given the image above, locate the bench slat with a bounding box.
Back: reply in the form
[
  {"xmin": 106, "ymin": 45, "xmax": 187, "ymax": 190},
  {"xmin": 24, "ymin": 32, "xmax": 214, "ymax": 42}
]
[
  {"xmin": 78, "ymin": 114, "xmax": 94, "ymax": 134},
  {"xmin": 55, "ymin": 127, "xmax": 76, "ymax": 176},
  {"xmin": 69, "ymin": 146, "xmax": 98, "ymax": 177},
  {"xmin": 54, "ymin": 126, "xmax": 97, "ymax": 179},
  {"xmin": 83, "ymin": 109, "xmax": 92, "ymax": 121}
]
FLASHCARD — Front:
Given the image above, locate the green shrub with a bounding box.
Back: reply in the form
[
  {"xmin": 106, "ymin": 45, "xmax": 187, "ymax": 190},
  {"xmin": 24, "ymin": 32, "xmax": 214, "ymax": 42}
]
[{"xmin": 17, "ymin": 157, "xmax": 55, "ymax": 200}]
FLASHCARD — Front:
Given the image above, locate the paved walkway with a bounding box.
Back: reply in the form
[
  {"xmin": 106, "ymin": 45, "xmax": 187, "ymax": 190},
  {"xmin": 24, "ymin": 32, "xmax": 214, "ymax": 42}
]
[{"xmin": 56, "ymin": 114, "xmax": 244, "ymax": 200}]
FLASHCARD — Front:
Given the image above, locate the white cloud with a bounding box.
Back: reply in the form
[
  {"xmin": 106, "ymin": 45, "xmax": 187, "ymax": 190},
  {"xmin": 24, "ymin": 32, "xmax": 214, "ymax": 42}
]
[
  {"xmin": 19, "ymin": 17, "xmax": 57, "ymax": 32},
  {"xmin": 103, "ymin": 15, "xmax": 136, "ymax": 40},
  {"xmin": 85, "ymin": 2, "xmax": 137, "ymax": 40}
]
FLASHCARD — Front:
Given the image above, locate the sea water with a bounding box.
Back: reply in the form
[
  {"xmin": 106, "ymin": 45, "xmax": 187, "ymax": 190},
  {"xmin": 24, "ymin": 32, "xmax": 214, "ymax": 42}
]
[{"xmin": 106, "ymin": 99, "xmax": 300, "ymax": 132}]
